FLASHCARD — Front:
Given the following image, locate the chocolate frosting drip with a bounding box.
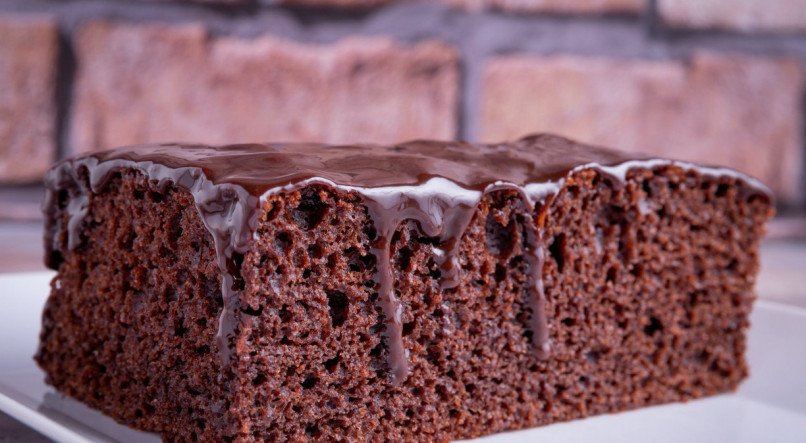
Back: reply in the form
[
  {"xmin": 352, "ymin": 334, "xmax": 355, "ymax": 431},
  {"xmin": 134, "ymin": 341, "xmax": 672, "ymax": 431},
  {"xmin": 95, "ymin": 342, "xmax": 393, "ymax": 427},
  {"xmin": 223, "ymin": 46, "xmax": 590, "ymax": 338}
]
[
  {"xmin": 42, "ymin": 134, "xmax": 772, "ymax": 384},
  {"xmin": 523, "ymin": 214, "xmax": 550, "ymax": 359},
  {"xmin": 357, "ymin": 179, "xmax": 479, "ymax": 385}
]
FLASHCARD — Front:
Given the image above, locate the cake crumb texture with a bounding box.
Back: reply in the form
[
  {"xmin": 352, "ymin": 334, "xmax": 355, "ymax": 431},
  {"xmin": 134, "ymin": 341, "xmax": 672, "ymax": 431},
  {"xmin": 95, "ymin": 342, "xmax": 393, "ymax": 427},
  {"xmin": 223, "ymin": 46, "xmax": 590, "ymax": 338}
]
[{"xmin": 37, "ymin": 156, "xmax": 771, "ymax": 441}]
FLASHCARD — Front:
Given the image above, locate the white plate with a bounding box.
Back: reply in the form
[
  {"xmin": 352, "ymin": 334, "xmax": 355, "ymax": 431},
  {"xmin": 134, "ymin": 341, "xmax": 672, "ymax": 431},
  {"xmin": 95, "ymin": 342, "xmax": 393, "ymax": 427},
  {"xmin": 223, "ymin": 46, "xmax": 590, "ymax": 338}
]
[{"xmin": 1, "ymin": 272, "xmax": 805, "ymax": 443}]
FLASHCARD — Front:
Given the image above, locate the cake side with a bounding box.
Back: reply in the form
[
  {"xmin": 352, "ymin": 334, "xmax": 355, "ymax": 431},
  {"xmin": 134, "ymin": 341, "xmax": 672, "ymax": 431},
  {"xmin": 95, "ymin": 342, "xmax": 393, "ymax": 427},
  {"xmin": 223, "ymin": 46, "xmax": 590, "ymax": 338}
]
[
  {"xmin": 232, "ymin": 184, "xmax": 547, "ymax": 440},
  {"xmin": 535, "ymin": 165, "xmax": 769, "ymax": 422},
  {"xmin": 36, "ymin": 168, "xmax": 236, "ymax": 440}
]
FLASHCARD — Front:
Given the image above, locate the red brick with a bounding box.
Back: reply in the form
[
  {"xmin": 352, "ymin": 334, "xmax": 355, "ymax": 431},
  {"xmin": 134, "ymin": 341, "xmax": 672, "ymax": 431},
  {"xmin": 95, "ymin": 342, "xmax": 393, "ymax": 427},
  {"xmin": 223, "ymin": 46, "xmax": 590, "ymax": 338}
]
[
  {"xmin": 280, "ymin": 0, "xmax": 393, "ymax": 7},
  {"xmin": 281, "ymin": 0, "xmax": 642, "ymax": 13},
  {"xmin": 659, "ymin": 0, "xmax": 806, "ymax": 32},
  {"xmin": 481, "ymin": 53, "xmax": 804, "ymax": 203},
  {"xmin": 447, "ymin": 0, "xmax": 642, "ymax": 14},
  {"xmin": 70, "ymin": 22, "xmax": 459, "ymax": 153},
  {"xmin": 144, "ymin": 0, "xmax": 254, "ymax": 4},
  {"xmin": 0, "ymin": 15, "xmax": 58, "ymax": 183}
]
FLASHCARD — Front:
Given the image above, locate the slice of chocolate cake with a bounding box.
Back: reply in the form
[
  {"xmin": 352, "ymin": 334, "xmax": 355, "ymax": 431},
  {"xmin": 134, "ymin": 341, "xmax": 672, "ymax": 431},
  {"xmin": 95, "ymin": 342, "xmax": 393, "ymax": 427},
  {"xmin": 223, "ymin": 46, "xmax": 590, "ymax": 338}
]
[{"xmin": 37, "ymin": 134, "xmax": 773, "ymax": 441}]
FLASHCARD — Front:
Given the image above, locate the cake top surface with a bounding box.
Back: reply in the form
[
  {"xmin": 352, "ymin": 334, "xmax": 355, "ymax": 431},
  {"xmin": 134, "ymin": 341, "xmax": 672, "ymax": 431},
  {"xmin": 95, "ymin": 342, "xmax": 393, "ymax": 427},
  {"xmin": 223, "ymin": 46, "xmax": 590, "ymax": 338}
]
[{"xmin": 83, "ymin": 134, "xmax": 636, "ymax": 195}]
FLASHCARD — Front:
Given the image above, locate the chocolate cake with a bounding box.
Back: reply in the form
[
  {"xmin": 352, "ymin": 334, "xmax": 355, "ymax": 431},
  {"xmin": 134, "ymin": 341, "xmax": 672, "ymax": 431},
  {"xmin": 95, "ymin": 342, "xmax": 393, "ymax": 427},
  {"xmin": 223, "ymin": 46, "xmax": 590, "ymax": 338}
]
[{"xmin": 37, "ymin": 134, "xmax": 773, "ymax": 441}]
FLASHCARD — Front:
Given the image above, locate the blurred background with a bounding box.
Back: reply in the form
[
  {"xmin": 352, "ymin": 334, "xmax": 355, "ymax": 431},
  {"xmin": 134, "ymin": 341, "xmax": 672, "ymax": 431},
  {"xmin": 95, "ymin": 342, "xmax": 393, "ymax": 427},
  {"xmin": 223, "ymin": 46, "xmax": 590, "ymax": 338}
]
[
  {"xmin": 0, "ymin": 0, "xmax": 804, "ymax": 273},
  {"xmin": 0, "ymin": 0, "xmax": 805, "ymax": 439},
  {"xmin": 1, "ymin": 0, "xmax": 806, "ymax": 208}
]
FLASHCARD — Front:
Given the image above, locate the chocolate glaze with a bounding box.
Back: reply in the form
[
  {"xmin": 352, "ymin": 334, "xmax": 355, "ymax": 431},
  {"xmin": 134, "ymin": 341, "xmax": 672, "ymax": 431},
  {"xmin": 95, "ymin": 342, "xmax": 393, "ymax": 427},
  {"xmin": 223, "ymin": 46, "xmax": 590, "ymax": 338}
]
[{"xmin": 42, "ymin": 133, "xmax": 772, "ymax": 385}]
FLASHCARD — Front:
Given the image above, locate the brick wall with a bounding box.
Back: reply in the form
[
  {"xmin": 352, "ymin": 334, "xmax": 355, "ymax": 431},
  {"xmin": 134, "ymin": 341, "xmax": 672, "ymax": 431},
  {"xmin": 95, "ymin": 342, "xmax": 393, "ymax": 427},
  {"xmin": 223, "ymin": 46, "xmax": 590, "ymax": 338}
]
[
  {"xmin": 0, "ymin": 15, "xmax": 58, "ymax": 183},
  {"xmin": 0, "ymin": 0, "xmax": 804, "ymax": 207},
  {"xmin": 70, "ymin": 22, "xmax": 458, "ymax": 151}
]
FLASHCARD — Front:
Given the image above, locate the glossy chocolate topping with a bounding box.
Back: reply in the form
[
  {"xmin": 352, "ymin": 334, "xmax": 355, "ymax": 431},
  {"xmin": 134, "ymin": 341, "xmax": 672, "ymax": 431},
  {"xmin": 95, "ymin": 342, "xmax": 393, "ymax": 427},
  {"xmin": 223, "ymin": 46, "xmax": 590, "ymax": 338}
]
[{"xmin": 42, "ymin": 133, "xmax": 771, "ymax": 385}]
